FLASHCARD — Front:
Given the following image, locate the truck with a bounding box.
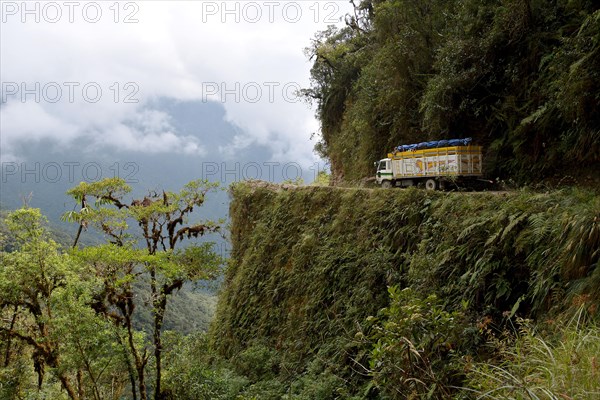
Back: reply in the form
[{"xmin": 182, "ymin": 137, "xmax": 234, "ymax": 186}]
[{"xmin": 374, "ymin": 138, "xmax": 483, "ymax": 190}]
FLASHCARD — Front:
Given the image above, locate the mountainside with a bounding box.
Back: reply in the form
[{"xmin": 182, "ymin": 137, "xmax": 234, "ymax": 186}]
[
  {"xmin": 208, "ymin": 181, "xmax": 599, "ymax": 398},
  {"xmin": 303, "ymin": 0, "xmax": 600, "ymax": 183}
]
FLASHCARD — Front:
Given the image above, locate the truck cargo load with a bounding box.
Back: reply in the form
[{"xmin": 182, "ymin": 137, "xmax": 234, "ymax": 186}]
[{"xmin": 375, "ymin": 139, "xmax": 483, "ymax": 190}]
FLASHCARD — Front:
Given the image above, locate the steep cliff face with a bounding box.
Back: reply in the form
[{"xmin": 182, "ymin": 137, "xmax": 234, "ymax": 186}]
[
  {"xmin": 210, "ymin": 182, "xmax": 599, "ymax": 396},
  {"xmin": 306, "ymin": 2, "xmax": 600, "ymax": 183}
]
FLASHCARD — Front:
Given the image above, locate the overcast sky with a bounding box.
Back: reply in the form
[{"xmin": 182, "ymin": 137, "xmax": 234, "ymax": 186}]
[{"xmin": 0, "ymin": 1, "xmax": 353, "ymax": 168}]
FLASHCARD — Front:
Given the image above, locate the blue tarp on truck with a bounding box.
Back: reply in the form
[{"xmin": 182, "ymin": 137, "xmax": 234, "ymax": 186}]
[{"xmin": 395, "ymin": 138, "xmax": 472, "ymax": 153}]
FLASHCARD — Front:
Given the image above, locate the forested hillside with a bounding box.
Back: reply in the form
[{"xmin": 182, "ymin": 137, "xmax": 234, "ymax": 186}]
[
  {"xmin": 4, "ymin": 182, "xmax": 597, "ymax": 399},
  {"xmin": 202, "ymin": 182, "xmax": 599, "ymax": 398},
  {"xmin": 303, "ymin": 0, "xmax": 599, "ymax": 182},
  {"xmin": 0, "ymin": 179, "xmax": 223, "ymax": 400},
  {"xmin": 2, "ymin": 1, "xmax": 599, "ymax": 399}
]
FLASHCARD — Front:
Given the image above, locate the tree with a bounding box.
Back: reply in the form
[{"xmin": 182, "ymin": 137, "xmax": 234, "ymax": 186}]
[
  {"xmin": 0, "ymin": 208, "xmax": 127, "ymax": 400},
  {"xmin": 304, "ymin": 0, "xmax": 600, "ymax": 182},
  {"xmin": 64, "ymin": 178, "xmax": 223, "ymax": 400}
]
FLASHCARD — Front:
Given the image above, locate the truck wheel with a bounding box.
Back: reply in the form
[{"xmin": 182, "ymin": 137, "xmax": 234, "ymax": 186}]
[
  {"xmin": 425, "ymin": 179, "xmax": 437, "ymax": 191},
  {"xmin": 381, "ymin": 181, "xmax": 392, "ymax": 189}
]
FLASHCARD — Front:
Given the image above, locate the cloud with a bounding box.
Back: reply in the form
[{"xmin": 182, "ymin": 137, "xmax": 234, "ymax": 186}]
[
  {"xmin": 0, "ymin": 101, "xmax": 79, "ymax": 144},
  {"xmin": 96, "ymin": 109, "xmax": 207, "ymax": 155},
  {"xmin": 0, "ymin": 1, "xmax": 353, "ymax": 167},
  {"xmin": 0, "ymin": 100, "xmax": 206, "ymax": 156},
  {"xmin": 98, "ymin": 125, "xmax": 207, "ymax": 156}
]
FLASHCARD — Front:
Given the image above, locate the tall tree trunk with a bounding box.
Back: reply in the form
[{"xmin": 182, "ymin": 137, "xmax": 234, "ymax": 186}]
[
  {"xmin": 128, "ymin": 324, "xmax": 147, "ymax": 400},
  {"xmin": 3, "ymin": 306, "xmax": 18, "ymax": 367},
  {"xmin": 115, "ymin": 330, "xmax": 138, "ymax": 400},
  {"xmin": 136, "ymin": 363, "xmax": 147, "ymax": 400},
  {"xmin": 76, "ymin": 368, "xmax": 85, "ymax": 399},
  {"xmin": 59, "ymin": 373, "xmax": 80, "ymax": 400},
  {"xmin": 122, "ymin": 299, "xmax": 147, "ymax": 400},
  {"xmin": 72, "ymin": 197, "xmax": 86, "ymax": 248},
  {"xmin": 153, "ymin": 293, "xmax": 168, "ymax": 400}
]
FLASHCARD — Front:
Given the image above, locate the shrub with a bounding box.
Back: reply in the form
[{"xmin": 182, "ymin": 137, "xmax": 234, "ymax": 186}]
[{"xmin": 463, "ymin": 312, "xmax": 600, "ymax": 399}]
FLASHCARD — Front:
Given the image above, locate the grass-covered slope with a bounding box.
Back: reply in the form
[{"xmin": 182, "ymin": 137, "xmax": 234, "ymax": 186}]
[{"xmin": 210, "ymin": 182, "xmax": 599, "ymax": 397}]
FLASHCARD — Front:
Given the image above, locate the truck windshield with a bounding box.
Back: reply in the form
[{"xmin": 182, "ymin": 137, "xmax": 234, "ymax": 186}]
[{"xmin": 378, "ymin": 161, "xmax": 388, "ymax": 171}]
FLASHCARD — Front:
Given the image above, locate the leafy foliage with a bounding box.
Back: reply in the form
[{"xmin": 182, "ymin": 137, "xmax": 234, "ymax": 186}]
[
  {"xmin": 0, "ymin": 208, "xmax": 128, "ymax": 400},
  {"xmin": 304, "ymin": 0, "xmax": 600, "ymax": 182},
  {"xmin": 63, "ymin": 178, "xmax": 223, "ymax": 400},
  {"xmin": 1, "ymin": 180, "xmax": 223, "ymax": 400},
  {"xmin": 211, "ymin": 182, "xmax": 599, "ymax": 398},
  {"xmin": 368, "ymin": 287, "xmax": 466, "ymax": 399},
  {"xmin": 464, "ymin": 312, "xmax": 600, "ymax": 399},
  {"xmin": 162, "ymin": 332, "xmax": 248, "ymax": 400}
]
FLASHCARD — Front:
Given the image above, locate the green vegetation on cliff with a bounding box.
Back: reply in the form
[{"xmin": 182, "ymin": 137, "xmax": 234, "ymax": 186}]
[
  {"xmin": 205, "ymin": 182, "xmax": 599, "ymax": 398},
  {"xmin": 303, "ymin": 0, "xmax": 600, "ymax": 182},
  {"xmin": 2, "ymin": 181, "xmax": 598, "ymax": 399}
]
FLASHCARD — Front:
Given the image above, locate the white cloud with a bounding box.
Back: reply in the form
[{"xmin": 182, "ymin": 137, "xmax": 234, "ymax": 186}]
[
  {"xmin": 0, "ymin": 101, "xmax": 79, "ymax": 144},
  {"xmin": 0, "ymin": 93, "xmax": 209, "ymax": 155},
  {"xmin": 0, "ymin": 0, "xmax": 353, "ymax": 167},
  {"xmin": 97, "ymin": 124, "xmax": 207, "ymax": 156}
]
